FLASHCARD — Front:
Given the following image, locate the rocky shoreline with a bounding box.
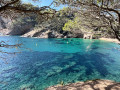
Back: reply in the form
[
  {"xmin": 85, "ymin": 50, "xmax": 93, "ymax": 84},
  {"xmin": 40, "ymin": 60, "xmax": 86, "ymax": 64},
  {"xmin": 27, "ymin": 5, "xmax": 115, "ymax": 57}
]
[
  {"xmin": 46, "ymin": 79, "xmax": 120, "ymax": 90},
  {"xmin": 0, "ymin": 28, "xmax": 120, "ymax": 44},
  {"xmin": 22, "ymin": 32, "xmax": 120, "ymax": 44},
  {"xmin": 21, "ymin": 28, "xmax": 84, "ymax": 38}
]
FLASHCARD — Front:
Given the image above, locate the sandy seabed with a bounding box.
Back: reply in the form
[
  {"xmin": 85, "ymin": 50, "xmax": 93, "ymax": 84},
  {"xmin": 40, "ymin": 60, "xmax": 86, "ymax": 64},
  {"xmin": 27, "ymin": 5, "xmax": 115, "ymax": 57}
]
[{"xmin": 99, "ymin": 38, "xmax": 120, "ymax": 44}]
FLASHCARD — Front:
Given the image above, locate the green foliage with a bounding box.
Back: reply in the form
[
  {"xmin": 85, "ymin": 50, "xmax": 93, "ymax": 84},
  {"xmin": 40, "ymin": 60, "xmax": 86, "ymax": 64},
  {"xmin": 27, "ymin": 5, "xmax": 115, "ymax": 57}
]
[
  {"xmin": 62, "ymin": 11, "xmax": 115, "ymax": 38},
  {"xmin": 63, "ymin": 20, "xmax": 76, "ymax": 31},
  {"xmin": 62, "ymin": 15, "xmax": 90, "ymax": 33},
  {"xmin": 34, "ymin": 7, "xmax": 75, "ymax": 32},
  {"xmin": 59, "ymin": 7, "xmax": 73, "ymax": 17}
]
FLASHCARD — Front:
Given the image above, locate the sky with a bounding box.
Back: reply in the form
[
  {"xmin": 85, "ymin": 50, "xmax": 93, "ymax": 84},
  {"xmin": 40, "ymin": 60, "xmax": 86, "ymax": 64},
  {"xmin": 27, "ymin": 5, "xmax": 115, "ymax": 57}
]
[{"xmin": 22, "ymin": 0, "xmax": 66, "ymax": 10}]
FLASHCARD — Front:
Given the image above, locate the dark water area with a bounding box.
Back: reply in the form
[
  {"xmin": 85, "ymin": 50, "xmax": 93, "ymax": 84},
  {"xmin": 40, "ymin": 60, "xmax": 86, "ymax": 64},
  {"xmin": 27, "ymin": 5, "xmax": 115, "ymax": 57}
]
[{"xmin": 0, "ymin": 36, "xmax": 120, "ymax": 90}]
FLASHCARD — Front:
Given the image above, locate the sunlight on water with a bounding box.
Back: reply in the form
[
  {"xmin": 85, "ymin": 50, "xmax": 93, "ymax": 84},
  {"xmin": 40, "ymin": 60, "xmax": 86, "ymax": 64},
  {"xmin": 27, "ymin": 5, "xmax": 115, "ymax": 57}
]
[{"xmin": 0, "ymin": 36, "xmax": 120, "ymax": 90}]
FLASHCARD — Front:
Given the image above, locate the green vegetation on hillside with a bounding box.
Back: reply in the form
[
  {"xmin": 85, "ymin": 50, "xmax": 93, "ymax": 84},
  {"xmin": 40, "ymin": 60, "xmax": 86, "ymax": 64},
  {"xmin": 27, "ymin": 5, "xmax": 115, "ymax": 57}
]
[
  {"xmin": 0, "ymin": 0, "xmax": 120, "ymax": 39},
  {"xmin": 9, "ymin": 5, "xmax": 115, "ymax": 38}
]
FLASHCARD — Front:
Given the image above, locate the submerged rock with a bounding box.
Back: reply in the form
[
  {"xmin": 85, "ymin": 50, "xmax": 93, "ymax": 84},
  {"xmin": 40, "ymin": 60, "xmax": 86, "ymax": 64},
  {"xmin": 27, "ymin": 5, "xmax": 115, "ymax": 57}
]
[
  {"xmin": 19, "ymin": 83, "xmax": 35, "ymax": 90},
  {"xmin": 46, "ymin": 79, "xmax": 120, "ymax": 90}
]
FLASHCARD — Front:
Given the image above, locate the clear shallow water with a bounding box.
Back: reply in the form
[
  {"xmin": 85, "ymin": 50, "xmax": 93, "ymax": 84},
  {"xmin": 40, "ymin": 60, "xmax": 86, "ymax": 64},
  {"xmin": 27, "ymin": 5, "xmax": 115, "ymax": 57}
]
[{"xmin": 0, "ymin": 36, "xmax": 120, "ymax": 90}]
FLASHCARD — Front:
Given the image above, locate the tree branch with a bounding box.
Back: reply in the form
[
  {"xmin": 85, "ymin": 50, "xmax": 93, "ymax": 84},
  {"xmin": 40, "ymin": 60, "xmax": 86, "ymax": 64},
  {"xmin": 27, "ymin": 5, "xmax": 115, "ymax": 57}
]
[{"xmin": 0, "ymin": 0, "xmax": 20, "ymax": 12}]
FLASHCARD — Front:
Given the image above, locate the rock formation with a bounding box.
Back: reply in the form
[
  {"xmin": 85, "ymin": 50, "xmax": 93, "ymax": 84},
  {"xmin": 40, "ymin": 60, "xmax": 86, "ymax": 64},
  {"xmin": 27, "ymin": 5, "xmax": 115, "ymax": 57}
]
[
  {"xmin": 0, "ymin": 16, "xmax": 11, "ymax": 35},
  {"xmin": 46, "ymin": 80, "xmax": 120, "ymax": 90}
]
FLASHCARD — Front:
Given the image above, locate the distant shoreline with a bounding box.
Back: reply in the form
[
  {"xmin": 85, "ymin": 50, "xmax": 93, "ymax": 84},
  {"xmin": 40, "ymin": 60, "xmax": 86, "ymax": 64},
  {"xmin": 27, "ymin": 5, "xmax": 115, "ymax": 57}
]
[
  {"xmin": 21, "ymin": 35, "xmax": 120, "ymax": 44},
  {"xmin": 1, "ymin": 35, "xmax": 120, "ymax": 44},
  {"xmin": 99, "ymin": 38, "xmax": 120, "ymax": 44}
]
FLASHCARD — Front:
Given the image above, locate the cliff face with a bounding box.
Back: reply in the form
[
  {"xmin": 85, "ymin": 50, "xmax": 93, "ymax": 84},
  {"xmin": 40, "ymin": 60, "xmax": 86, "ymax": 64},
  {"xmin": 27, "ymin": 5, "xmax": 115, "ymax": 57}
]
[
  {"xmin": 22, "ymin": 28, "xmax": 84, "ymax": 38},
  {"xmin": 0, "ymin": 17, "xmax": 6, "ymax": 29},
  {"xmin": 0, "ymin": 16, "xmax": 116, "ymax": 39},
  {"xmin": 9, "ymin": 22, "xmax": 35, "ymax": 35},
  {"xmin": 0, "ymin": 16, "xmax": 11, "ymax": 35},
  {"xmin": 0, "ymin": 16, "xmax": 35, "ymax": 36}
]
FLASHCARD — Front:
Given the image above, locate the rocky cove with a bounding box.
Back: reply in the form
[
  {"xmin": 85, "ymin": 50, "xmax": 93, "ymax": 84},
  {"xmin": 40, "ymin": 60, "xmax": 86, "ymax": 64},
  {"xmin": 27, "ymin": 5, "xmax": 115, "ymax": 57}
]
[
  {"xmin": 0, "ymin": 14, "xmax": 116, "ymax": 40},
  {"xmin": 0, "ymin": 9, "xmax": 120, "ymax": 90}
]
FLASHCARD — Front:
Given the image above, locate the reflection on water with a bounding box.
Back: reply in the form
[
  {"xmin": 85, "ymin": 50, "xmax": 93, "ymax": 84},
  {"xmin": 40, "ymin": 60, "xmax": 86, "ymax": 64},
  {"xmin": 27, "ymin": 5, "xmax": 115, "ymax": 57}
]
[{"xmin": 0, "ymin": 36, "xmax": 120, "ymax": 90}]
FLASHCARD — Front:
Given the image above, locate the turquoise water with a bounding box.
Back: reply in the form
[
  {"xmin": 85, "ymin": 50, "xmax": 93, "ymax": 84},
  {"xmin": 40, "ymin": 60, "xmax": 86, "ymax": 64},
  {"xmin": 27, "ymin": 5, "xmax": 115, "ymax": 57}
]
[{"xmin": 0, "ymin": 36, "xmax": 120, "ymax": 90}]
